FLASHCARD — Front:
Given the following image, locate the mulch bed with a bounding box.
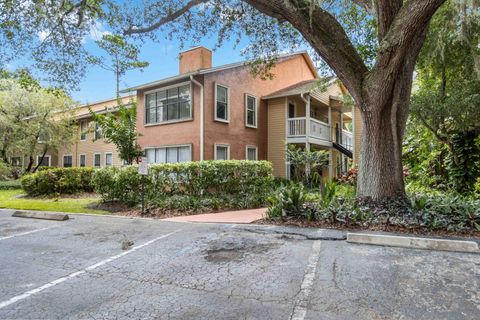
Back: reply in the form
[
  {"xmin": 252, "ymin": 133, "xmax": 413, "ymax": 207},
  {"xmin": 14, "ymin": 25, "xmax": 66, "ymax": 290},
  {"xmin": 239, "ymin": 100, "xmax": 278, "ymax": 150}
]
[{"xmin": 254, "ymin": 218, "xmax": 480, "ymax": 239}]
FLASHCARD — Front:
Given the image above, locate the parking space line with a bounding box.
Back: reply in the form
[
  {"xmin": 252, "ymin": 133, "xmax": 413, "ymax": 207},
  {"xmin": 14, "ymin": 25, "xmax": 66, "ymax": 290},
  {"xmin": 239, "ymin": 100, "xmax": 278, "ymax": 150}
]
[
  {"xmin": 0, "ymin": 229, "xmax": 181, "ymax": 310},
  {"xmin": 289, "ymin": 240, "xmax": 322, "ymax": 320},
  {"xmin": 0, "ymin": 227, "xmax": 53, "ymax": 241}
]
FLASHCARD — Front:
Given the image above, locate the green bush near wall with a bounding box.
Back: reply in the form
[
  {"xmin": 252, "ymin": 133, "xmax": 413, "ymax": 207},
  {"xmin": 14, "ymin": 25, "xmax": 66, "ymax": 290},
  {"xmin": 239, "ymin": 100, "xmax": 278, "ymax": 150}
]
[
  {"xmin": 92, "ymin": 160, "xmax": 274, "ymax": 206},
  {"xmin": 21, "ymin": 168, "xmax": 95, "ymax": 195}
]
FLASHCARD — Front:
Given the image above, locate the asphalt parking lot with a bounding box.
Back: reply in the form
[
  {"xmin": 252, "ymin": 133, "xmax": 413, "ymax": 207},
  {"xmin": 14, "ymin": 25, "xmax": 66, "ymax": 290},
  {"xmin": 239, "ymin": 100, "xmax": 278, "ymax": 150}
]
[{"xmin": 0, "ymin": 209, "xmax": 478, "ymax": 320}]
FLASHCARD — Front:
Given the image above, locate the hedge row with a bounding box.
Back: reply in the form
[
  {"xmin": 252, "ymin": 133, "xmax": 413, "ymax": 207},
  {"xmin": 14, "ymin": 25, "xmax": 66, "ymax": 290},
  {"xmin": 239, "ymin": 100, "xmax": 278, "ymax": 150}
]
[
  {"xmin": 92, "ymin": 160, "xmax": 274, "ymax": 205},
  {"xmin": 21, "ymin": 168, "xmax": 94, "ymax": 195}
]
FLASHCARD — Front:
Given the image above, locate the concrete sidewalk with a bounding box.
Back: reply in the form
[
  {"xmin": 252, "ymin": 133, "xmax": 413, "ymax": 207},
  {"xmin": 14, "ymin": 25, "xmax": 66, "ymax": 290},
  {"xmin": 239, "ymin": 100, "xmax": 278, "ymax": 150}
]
[{"xmin": 163, "ymin": 208, "xmax": 266, "ymax": 224}]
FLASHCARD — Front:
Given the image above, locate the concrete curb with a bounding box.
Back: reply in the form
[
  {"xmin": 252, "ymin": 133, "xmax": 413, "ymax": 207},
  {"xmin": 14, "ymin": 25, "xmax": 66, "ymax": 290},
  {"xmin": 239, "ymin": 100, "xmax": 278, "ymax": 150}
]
[
  {"xmin": 12, "ymin": 210, "xmax": 69, "ymax": 221},
  {"xmin": 347, "ymin": 232, "xmax": 479, "ymax": 253}
]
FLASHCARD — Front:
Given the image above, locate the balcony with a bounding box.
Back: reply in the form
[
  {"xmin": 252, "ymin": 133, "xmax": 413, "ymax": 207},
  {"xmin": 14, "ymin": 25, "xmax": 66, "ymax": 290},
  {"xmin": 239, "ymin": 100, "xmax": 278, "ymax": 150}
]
[
  {"xmin": 287, "ymin": 117, "xmax": 331, "ymax": 141},
  {"xmin": 287, "ymin": 117, "xmax": 353, "ymax": 151}
]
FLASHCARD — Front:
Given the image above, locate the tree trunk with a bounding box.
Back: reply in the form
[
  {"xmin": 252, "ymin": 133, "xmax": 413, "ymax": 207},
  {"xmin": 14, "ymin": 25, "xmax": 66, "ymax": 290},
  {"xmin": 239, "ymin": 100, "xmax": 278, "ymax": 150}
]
[{"xmin": 357, "ymin": 105, "xmax": 406, "ymax": 199}]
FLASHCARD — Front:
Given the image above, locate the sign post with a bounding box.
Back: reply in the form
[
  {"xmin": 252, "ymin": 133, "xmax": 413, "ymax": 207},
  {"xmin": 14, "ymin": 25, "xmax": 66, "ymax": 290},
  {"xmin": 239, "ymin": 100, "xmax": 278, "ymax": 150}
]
[{"xmin": 138, "ymin": 157, "xmax": 148, "ymax": 216}]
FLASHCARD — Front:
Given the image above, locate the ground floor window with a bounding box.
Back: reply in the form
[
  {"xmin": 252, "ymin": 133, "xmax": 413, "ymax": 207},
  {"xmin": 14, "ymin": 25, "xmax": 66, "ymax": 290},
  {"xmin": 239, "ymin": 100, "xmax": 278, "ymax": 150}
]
[
  {"xmin": 10, "ymin": 157, "xmax": 22, "ymax": 167},
  {"xmin": 94, "ymin": 154, "xmax": 101, "ymax": 168},
  {"xmin": 79, "ymin": 154, "xmax": 86, "ymax": 167},
  {"xmin": 145, "ymin": 145, "xmax": 192, "ymax": 164},
  {"xmin": 37, "ymin": 155, "xmax": 51, "ymax": 167},
  {"xmin": 105, "ymin": 153, "xmax": 113, "ymax": 167},
  {"xmin": 63, "ymin": 155, "xmax": 73, "ymax": 167},
  {"xmin": 215, "ymin": 144, "xmax": 230, "ymax": 160},
  {"xmin": 246, "ymin": 146, "xmax": 258, "ymax": 161}
]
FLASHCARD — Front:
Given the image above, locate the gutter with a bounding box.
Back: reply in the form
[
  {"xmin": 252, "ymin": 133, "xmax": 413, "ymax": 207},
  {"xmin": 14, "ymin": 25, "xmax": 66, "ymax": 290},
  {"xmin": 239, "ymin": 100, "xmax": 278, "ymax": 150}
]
[{"xmin": 190, "ymin": 75, "xmax": 204, "ymax": 161}]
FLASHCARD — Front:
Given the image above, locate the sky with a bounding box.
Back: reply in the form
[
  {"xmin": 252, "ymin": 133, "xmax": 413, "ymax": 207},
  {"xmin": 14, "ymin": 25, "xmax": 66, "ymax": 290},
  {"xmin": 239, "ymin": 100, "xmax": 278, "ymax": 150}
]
[{"xmin": 73, "ymin": 34, "xmax": 249, "ymax": 104}]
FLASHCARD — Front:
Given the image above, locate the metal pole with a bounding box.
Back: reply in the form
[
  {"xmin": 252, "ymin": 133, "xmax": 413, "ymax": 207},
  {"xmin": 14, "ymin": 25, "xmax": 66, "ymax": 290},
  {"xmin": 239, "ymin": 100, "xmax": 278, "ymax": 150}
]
[{"xmin": 141, "ymin": 175, "xmax": 145, "ymax": 216}]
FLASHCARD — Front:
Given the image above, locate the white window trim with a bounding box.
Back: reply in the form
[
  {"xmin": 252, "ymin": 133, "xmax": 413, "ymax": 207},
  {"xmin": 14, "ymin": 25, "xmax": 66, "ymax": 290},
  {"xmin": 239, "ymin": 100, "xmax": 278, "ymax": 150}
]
[
  {"xmin": 62, "ymin": 154, "xmax": 73, "ymax": 167},
  {"xmin": 214, "ymin": 83, "xmax": 230, "ymax": 123},
  {"xmin": 245, "ymin": 94, "xmax": 258, "ymax": 128},
  {"xmin": 80, "ymin": 120, "xmax": 88, "ymax": 141},
  {"xmin": 36, "ymin": 155, "xmax": 51, "ymax": 167},
  {"xmin": 10, "ymin": 156, "xmax": 24, "ymax": 167},
  {"xmin": 105, "ymin": 152, "xmax": 113, "ymax": 166},
  {"xmin": 143, "ymin": 144, "xmax": 193, "ymax": 163},
  {"xmin": 143, "ymin": 81, "xmax": 193, "ymax": 126},
  {"xmin": 79, "ymin": 154, "xmax": 86, "ymax": 167},
  {"xmin": 245, "ymin": 145, "xmax": 258, "ymax": 161},
  {"xmin": 93, "ymin": 153, "xmax": 102, "ymax": 168},
  {"xmin": 214, "ymin": 143, "xmax": 230, "ymax": 160}
]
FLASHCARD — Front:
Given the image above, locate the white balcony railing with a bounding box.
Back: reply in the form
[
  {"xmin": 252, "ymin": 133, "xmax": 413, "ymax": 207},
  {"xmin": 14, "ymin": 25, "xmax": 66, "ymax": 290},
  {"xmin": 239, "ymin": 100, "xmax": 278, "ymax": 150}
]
[
  {"xmin": 341, "ymin": 130, "xmax": 353, "ymax": 151},
  {"xmin": 287, "ymin": 117, "xmax": 331, "ymax": 142},
  {"xmin": 310, "ymin": 118, "xmax": 331, "ymax": 141}
]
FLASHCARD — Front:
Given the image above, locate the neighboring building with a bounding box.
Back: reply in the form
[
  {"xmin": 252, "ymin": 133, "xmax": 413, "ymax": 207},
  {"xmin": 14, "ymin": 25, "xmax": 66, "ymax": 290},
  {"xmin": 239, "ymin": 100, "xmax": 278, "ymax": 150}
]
[
  {"xmin": 55, "ymin": 95, "xmax": 134, "ymax": 168},
  {"xmin": 17, "ymin": 46, "xmax": 362, "ymax": 179}
]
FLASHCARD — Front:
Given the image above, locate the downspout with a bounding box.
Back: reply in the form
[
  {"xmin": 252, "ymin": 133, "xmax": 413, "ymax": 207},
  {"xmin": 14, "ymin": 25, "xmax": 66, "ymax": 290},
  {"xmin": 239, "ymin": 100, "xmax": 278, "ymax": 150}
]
[{"xmin": 190, "ymin": 75, "xmax": 204, "ymax": 161}]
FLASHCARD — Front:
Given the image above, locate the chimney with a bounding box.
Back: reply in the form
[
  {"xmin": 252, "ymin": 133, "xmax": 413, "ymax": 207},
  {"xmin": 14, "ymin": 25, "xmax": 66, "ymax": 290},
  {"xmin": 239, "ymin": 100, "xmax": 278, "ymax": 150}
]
[{"xmin": 179, "ymin": 46, "xmax": 212, "ymax": 74}]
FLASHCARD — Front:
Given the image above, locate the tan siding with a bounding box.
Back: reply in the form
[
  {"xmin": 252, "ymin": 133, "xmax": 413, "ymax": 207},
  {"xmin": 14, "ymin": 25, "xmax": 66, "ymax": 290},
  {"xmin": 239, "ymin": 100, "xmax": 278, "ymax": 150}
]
[{"xmin": 267, "ymin": 98, "xmax": 286, "ymax": 178}]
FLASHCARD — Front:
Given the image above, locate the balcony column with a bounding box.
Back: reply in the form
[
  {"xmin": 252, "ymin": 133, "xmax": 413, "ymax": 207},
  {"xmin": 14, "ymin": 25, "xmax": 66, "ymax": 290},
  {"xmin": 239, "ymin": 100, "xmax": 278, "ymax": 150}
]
[
  {"xmin": 302, "ymin": 94, "xmax": 311, "ymax": 179},
  {"xmin": 340, "ymin": 112, "xmax": 344, "ymax": 173},
  {"xmin": 328, "ymin": 106, "xmax": 332, "ymax": 142}
]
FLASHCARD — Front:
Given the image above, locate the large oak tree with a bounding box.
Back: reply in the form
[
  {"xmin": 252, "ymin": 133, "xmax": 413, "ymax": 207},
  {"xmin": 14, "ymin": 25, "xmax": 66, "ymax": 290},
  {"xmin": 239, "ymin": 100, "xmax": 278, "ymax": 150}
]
[{"xmin": 0, "ymin": 0, "xmax": 449, "ymax": 199}]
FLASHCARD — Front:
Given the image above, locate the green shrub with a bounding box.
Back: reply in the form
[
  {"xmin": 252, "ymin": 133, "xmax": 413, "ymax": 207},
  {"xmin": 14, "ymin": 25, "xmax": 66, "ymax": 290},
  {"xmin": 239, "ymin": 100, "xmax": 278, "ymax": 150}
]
[
  {"xmin": 92, "ymin": 160, "xmax": 274, "ymax": 208},
  {"xmin": 0, "ymin": 161, "xmax": 12, "ymax": 181},
  {"xmin": 20, "ymin": 167, "xmax": 95, "ymax": 195},
  {"xmin": 0, "ymin": 180, "xmax": 21, "ymax": 190}
]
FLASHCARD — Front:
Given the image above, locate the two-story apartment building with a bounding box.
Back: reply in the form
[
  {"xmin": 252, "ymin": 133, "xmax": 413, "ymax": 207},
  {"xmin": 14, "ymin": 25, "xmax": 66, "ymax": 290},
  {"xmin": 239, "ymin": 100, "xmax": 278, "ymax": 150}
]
[
  {"xmin": 24, "ymin": 46, "xmax": 361, "ymax": 180},
  {"xmin": 123, "ymin": 46, "xmax": 360, "ymax": 179}
]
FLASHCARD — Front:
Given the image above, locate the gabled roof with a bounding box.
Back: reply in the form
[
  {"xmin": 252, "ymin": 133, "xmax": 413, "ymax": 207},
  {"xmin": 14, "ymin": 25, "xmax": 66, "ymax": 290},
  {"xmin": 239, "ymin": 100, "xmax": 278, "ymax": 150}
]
[
  {"xmin": 262, "ymin": 79, "xmax": 321, "ymax": 99},
  {"xmin": 120, "ymin": 51, "xmax": 318, "ymax": 93}
]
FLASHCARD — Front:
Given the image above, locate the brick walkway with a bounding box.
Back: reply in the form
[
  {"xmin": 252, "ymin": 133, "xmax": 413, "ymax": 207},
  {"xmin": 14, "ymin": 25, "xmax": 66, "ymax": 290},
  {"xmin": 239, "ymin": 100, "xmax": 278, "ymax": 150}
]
[{"xmin": 163, "ymin": 208, "xmax": 266, "ymax": 224}]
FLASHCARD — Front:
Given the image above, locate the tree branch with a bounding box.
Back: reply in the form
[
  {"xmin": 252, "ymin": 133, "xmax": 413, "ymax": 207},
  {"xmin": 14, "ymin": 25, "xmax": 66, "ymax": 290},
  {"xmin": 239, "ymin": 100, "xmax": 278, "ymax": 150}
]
[
  {"xmin": 375, "ymin": 0, "xmax": 402, "ymax": 40},
  {"xmin": 123, "ymin": 0, "xmax": 209, "ymax": 35},
  {"xmin": 244, "ymin": 0, "xmax": 368, "ymax": 103}
]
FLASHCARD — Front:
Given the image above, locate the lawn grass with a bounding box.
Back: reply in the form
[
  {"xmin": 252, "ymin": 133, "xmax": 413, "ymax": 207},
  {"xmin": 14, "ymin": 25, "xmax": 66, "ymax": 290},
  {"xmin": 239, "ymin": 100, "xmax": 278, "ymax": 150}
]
[{"xmin": 0, "ymin": 189, "xmax": 108, "ymax": 214}]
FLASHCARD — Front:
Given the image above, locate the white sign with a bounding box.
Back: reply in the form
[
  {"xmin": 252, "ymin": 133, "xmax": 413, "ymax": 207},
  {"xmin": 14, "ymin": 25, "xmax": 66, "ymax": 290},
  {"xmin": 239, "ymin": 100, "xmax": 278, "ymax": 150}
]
[{"xmin": 138, "ymin": 157, "xmax": 148, "ymax": 175}]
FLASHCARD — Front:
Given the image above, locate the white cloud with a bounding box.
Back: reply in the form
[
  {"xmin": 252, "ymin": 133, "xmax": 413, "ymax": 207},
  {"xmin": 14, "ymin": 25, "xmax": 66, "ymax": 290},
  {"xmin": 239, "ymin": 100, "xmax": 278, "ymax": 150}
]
[
  {"xmin": 37, "ymin": 21, "xmax": 111, "ymax": 44},
  {"xmin": 87, "ymin": 21, "xmax": 111, "ymax": 42}
]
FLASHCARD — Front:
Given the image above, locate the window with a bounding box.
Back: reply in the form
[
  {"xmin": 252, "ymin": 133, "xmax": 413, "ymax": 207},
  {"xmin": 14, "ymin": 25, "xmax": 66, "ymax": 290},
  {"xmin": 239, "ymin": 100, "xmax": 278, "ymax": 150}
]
[
  {"xmin": 10, "ymin": 157, "xmax": 22, "ymax": 167},
  {"xmin": 215, "ymin": 144, "xmax": 230, "ymax": 160},
  {"xmin": 215, "ymin": 84, "xmax": 229, "ymax": 122},
  {"xmin": 245, "ymin": 94, "xmax": 257, "ymax": 127},
  {"xmin": 246, "ymin": 146, "xmax": 258, "ymax": 161},
  {"xmin": 288, "ymin": 102, "xmax": 295, "ymax": 118},
  {"xmin": 37, "ymin": 130, "xmax": 50, "ymax": 143},
  {"xmin": 94, "ymin": 123, "xmax": 102, "ymax": 140},
  {"xmin": 145, "ymin": 145, "xmax": 192, "ymax": 164},
  {"xmin": 80, "ymin": 120, "xmax": 87, "ymax": 141},
  {"xmin": 63, "ymin": 155, "xmax": 73, "ymax": 167},
  {"xmin": 105, "ymin": 153, "xmax": 113, "ymax": 167},
  {"xmin": 79, "ymin": 154, "xmax": 86, "ymax": 167},
  {"xmin": 94, "ymin": 153, "xmax": 101, "ymax": 168},
  {"xmin": 145, "ymin": 83, "xmax": 191, "ymax": 124},
  {"xmin": 36, "ymin": 155, "xmax": 51, "ymax": 167}
]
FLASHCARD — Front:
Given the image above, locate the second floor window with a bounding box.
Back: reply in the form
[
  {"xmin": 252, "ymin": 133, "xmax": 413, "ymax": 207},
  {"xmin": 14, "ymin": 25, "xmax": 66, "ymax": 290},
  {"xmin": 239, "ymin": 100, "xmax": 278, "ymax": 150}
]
[
  {"xmin": 215, "ymin": 84, "xmax": 229, "ymax": 122},
  {"xmin": 80, "ymin": 120, "xmax": 87, "ymax": 141},
  {"xmin": 145, "ymin": 84, "xmax": 191, "ymax": 125},
  {"xmin": 245, "ymin": 95, "xmax": 257, "ymax": 127},
  {"xmin": 94, "ymin": 123, "xmax": 102, "ymax": 140}
]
